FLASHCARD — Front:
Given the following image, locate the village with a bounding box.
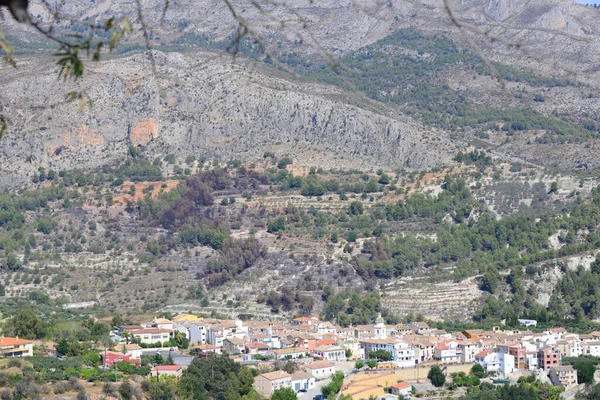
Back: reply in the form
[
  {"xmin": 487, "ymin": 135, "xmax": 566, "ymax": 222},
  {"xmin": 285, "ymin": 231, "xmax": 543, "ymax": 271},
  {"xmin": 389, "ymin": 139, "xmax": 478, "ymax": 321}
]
[{"xmin": 1, "ymin": 312, "xmax": 596, "ymax": 399}]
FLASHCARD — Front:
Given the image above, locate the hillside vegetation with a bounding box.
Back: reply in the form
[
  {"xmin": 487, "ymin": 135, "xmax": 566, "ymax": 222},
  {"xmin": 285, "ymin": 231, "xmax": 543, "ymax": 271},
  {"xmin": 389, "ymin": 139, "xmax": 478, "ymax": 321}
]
[{"xmin": 2, "ymin": 151, "xmax": 600, "ymax": 329}]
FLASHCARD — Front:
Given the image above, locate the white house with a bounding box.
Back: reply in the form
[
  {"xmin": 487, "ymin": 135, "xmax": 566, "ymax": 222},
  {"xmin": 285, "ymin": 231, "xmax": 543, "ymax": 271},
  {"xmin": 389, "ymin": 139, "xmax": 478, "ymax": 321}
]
[
  {"xmin": 434, "ymin": 341, "xmax": 460, "ymax": 363},
  {"xmin": 359, "ymin": 338, "xmax": 415, "ymax": 367},
  {"xmin": 303, "ymin": 361, "xmax": 337, "ymax": 380},
  {"xmin": 188, "ymin": 322, "xmax": 208, "ymax": 344},
  {"xmin": 132, "ymin": 328, "xmax": 172, "ymax": 345},
  {"xmin": 208, "ymin": 320, "xmax": 248, "ymax": 348},
  {"xmin": 391, "ymin": 382, "xmax": 412, "ymax": 398},
  {"xmin": 458, "ymin": 340, "xmax": 482, "ymax": 363},
  {"xmin": 582, "ymin": 341, "xmax": 600, "ymax": 357},
  {"xmin": 273, "ymin": 347, "xmax": 307, "ymax": 360},
  {"xmin": 151, "ymin": 365, "xmax": 184, "ymax": 379},
  {"xmin": 122, "ymin": 344, "xmax": 143, "ymax": 359},
  {"xmin": 0, "ymin": 337, "xmax": 34, "ymax": 357},
  {"xmin": 291, "ymin": 371, "xmax": 316, "ymax": 392},
  {"xmin": 313, "ymin": 346, "xmax": 346, "ymax": 361},
  {"xmin": 475, "ymin": 350, "xmax": 515, "ymax": 375},
  {"xmin": 518, "ymin": 319, "xmax": 537, "ymax": 327}
]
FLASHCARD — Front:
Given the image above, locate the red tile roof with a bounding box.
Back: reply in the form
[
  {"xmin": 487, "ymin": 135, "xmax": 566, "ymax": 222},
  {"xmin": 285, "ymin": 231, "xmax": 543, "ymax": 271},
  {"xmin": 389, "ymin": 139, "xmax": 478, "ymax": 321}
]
[
  {"xmin": 246, "ymin": 342, "xmax": 270, "ymax": 348},
  {"xmin": 391, "ymin": 382, "xmax": 411, "ymax": 390},
  {"xmin": 195, "ymin": 344, "xmax": 220, "ymax": 350},
  {"xmin": 317, "ymin": 339, "xmax": 337, "ymax": 346},
  {"xmin": 0, "ymin": 337, "xmax": 33, "ymax": 346},
  {"xmin": 152, "ymin": 365, "xmax": 183, "ymax": 371},
  {"xmin": 475, "ymin": 349, "xmax": 492, "ymax": 358}
]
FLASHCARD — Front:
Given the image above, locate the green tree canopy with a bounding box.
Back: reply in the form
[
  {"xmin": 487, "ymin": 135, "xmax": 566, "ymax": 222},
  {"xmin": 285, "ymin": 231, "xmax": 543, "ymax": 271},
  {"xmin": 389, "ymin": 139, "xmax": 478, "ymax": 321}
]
[
  {"xmin": 271, "ymin": 387, "xmax": 297, "ymax": 400},
  {"xmin": 428, "ymin": 365, "xmax": 446, "ymax": 387}
]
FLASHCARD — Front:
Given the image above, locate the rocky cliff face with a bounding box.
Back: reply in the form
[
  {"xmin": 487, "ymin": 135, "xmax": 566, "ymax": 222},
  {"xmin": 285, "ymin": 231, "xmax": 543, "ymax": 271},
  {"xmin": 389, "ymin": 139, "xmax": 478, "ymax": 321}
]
[
  {"xmin": 0, "ymin": 52, "xmax": 453, "ymax": 187},
  {"xmin": 1, "ymin": 0, "xmax": 600, "ymax": 185}
]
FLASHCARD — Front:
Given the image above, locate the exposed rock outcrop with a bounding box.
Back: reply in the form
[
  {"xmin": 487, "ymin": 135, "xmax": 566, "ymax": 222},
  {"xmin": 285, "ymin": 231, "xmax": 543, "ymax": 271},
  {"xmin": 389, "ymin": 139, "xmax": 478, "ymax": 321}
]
[{"xmin": 0, "ymin": 53, "xmax": 453, "ymax": 187}]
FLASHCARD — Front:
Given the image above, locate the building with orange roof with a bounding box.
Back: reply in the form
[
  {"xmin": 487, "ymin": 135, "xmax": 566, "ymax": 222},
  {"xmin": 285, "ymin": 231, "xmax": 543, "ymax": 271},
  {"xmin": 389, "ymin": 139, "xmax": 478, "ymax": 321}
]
[
  {"xmin": 317, "ymin": 338, "xmax": 338, "ymax": 346},
  {"xmin": 151, "ymin": 365, "xmax": 185, "ymax": 380},
  {"xmin": 0, "ymin": 337, "xmax": 33, "ymax": 357},
  {"xmin": 194, "ymin": 344, "xmax": 221, "ymax": 355},
  {"xmin": 462, "ymin": 330, "xmax": 485, "ymax": 339},
  {"xmin": 433, "ymin": 340, "xmax": 460, "ymax": 363},
  {"xmin": 390, "ymin": 382, "xmax": 412, "ymax": 397}
]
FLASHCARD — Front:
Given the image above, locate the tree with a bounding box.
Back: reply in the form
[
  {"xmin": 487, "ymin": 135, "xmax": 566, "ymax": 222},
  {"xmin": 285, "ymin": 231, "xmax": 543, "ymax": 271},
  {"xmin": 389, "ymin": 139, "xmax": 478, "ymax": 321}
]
[
  {"xmin": 5, "ymin": 308, "xmax": 46, "ymax": 339},
  {"xmin": 238, "ymin": 367, "xmax": 254, "ymax": 396},
  {"xmin": 348, "ymin": 201, "xmax": 364, "ymax": 215},
  {"xmin": 368, "ymin": 349, "xmax": 393, "ymax": 361},
  {"xmin": 367, "ymin": 360, "xmax": 378, "ymax": 369},
  {"xmin": 570, "ymin": 357, "xmax": 596, "ymax": 384},
  {"xmin": 271, "ymin": 387, "xmax": 297, "ymax": 400},
  {"xmin": 112, "ymin": 315, "xmax": 125, "ymax": 327},
  {"xmin": 144, "ymin": 379, "xmax": 177, "ymax": 400},
  {"xmin": 267, "ymin": 217, "xmax": 286, "ymax": 233},
  {"xmin": 179, "ymin": 355, "xmax": 244, "ymax": 400},
  {"xmin": 56, "ymin": 338, "xmax": 70, "ymax": 356},
  {"xmin": 470, "ymin": 363, "xmax": 485, "ymax": 378},
  {"xmin": 480, "ymin": 267, "xmax": 500, "ymax": 294},
  {"xmin": 118, "ymin": 381, "xmax": 133, "ymax": 400},
  {"xmin": 345, "ymin": 348, "xmax": 353, "ymax": 359},
  {"xmin": 427, "ymin": 365, "xmax": 446, "ymax": 387},
  {"xmin": 354, "ymin": 361, "xmax": 364, "ymax": 370},
  {"xmin": 165, "ymin": 352, "xmax": 175, "ymax": 365}
]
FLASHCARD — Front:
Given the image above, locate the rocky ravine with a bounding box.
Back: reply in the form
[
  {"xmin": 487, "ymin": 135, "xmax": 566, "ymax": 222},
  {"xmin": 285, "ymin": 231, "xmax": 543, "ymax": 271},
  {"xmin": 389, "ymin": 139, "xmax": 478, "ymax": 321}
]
[{"xmin": 0, "ymin": 52, "xmax": 454, "ymax": 187}]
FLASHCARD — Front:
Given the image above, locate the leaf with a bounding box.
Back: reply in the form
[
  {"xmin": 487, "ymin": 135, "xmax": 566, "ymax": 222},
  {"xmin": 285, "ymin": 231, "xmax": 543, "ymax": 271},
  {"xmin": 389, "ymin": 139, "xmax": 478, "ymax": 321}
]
[
  {"xmin": 0, "ymin": 118, "xmax": 6, "ymax": 140},
  {"xmin": 109, "ymin": 31, "xmax": 120, "ymax": 51}
]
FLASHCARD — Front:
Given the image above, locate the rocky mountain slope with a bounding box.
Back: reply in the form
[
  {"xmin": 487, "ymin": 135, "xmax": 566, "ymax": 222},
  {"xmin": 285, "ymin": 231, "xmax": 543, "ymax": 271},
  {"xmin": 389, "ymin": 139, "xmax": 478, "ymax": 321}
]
[
  {"xmin": 1, "ymin": 0, "xmax": 599, "ymax": 184},
  {"xmin": 0, "ymin": 52, "xmax": 453, "ymax": 188}
]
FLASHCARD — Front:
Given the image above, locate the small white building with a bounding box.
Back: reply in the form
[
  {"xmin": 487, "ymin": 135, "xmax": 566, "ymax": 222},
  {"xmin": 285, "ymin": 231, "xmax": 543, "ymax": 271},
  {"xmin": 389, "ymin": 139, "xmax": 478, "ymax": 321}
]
[
  {"xmin": 291, "ymin": 371, "xmax": 316, "ymax": 392},
  {"xmin": 273, "ymin": 347, "xmax": 307, "ymax": 360},
  {"xmin": 434, "ymin": 341, "xmax": 460, "ymax": 363},
  {"xmin": 303, "ymin": 361, "xmax": 337, "ymax": 380},
  {"xmin": 122, "ymin": 343, "xmax": 143, "ymax": 359},
  {"xmin": 518, "ymin": 319, "xmax": 537, "ymax": 327},
  {"xmin": 151, "ymin": 365, "xmax": 184, "ymax": 379},
  {"xmin": 132, "ymin": 328, "xmax": 172, "ymax": 345},
  {"xmin": 475, "ymin": 350, "xmax": 515, "ymax": 375},
  {"xmin": 313, "ymin": 346, "xmax": 346, "ymax": 361},
  {"xmin": 582, "ymin": 341, "xmax": 600, "ymax": 357},
  {"xmin": 391, "ymin": 382, "xmax": 411, "ymax": 398}
]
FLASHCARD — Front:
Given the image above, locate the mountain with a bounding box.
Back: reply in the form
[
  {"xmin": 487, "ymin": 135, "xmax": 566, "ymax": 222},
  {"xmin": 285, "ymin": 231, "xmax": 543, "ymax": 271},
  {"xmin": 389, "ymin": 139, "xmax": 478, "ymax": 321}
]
[
  {"xmin": 1, "ymin": 0, "xmax": 599, "ymax": 185},
  {"xmin": 1, "ymin": 0, "xmax": 600, "ymax": 324},
  {"xmin": 0, "ymin": 52, "xmax": 453, "ymax": 188}
]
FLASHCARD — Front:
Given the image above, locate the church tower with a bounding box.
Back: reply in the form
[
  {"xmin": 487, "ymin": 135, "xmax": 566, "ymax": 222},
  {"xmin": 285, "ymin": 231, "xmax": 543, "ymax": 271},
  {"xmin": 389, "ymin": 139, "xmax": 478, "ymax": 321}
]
[{"xmin": 374, "ymin": 313, "xmax": 387, "ymax": 339}]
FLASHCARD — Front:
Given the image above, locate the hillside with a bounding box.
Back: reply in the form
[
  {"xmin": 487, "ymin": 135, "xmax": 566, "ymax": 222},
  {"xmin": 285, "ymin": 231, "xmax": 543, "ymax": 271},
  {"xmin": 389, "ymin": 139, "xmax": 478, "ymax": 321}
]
[
  {"xmin": 1, "ymin": 0, "xmax": 600, "ymax": 327},
  {"xmin": 0, "ymin": 52, "xmax": 453, "ymax": 188},
  {"xmin": 1, "ymin": 0, "xmax": 600, "ymax": 180},
  {"xmin": 2, "ymin": 152, "xmax": 600, "ymax": 328}
]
